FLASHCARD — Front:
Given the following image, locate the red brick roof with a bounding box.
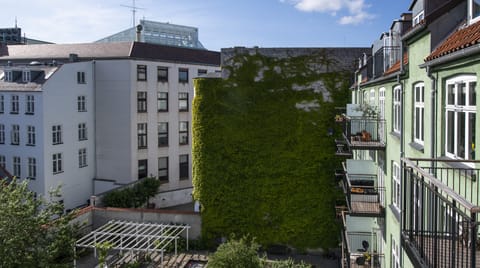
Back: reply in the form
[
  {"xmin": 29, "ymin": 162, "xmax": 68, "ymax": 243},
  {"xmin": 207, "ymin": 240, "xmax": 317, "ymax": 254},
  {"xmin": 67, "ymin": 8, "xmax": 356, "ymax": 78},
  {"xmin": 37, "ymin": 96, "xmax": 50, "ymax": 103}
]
[
  {"xmin": 384, "ymin": 53, "xmax": 409, "ymax": 76},
  {"xmin": 425, "ymin": 20, "xmax": 480, "ymax": 61}
]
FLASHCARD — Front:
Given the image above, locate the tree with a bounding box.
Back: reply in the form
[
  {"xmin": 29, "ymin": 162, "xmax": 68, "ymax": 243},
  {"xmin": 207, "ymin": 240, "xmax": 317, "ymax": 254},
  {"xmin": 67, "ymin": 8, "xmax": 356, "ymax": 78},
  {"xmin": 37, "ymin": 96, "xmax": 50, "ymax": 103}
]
[
  {"xmin": 208, "ymin": 236, "xmax": 262, "ymax": 268},
  {"xmin": 0, "ymin": 178, "xmax": 77, "ymax": 267}
]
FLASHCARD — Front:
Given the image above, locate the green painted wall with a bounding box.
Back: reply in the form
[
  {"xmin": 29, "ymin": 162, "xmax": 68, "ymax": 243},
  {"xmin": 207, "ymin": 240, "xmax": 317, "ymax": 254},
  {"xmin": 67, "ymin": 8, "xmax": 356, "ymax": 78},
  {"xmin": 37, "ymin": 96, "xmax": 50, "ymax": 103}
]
[{"xmin": 192, "ymin": 51, "xmax": 353, "ymax": 249}]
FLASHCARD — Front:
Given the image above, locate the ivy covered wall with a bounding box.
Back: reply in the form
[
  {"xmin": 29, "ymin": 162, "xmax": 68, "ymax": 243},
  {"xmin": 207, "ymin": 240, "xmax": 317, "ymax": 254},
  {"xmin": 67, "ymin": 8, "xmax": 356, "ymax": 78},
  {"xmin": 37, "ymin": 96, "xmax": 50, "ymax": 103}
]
[{"xmin": 192, "ymin": 48, "xmax": 367, "ymax": 249}]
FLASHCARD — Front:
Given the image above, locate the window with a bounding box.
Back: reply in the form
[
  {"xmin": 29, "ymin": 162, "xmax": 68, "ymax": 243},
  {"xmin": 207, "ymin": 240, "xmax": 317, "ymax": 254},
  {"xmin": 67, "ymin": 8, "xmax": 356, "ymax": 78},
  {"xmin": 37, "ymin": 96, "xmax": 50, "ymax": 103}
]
[
  {"xmin": 52, "ymin": 153, "xmax": 63, "ymax": 174},
  {"xmin": 179, "ymin": 68, "xmax": 188, "ymax": 83},
  {"xmin": 137, "ymin": 92, "xmax": 147, "ymax": 113},
  {"xmin": 78, "ymin": 96, "xmax": 86, "ymax": 112},
  {"xmin": 28, "ymin": 157, "xmax": 36, "ymax": 179},
  {"xmin": 137, "ymin": 65, "xmax": 147, "ymax": 81},
  {"xmin": 157, "ymin": 66, "xmax": 168, "ymax": 82},
  {"xmin": 446, "ymin": 75, "xmax": 476, "ymax": 160},
  {"xmin": 0, "ymin": 155, "xmax": 5, "ymax": 168},
  {"xmin": 198, "ymin": 69, "xmax": 207, "ymax": 76},
  {"xmin": 11, "ymin": 124, "xmax": 19, "ymax": 145},
  {"xmin": 471, "ymin": 0, "xmax": 480, "ymax": 23},
  {"xmin": 10, "ymin": 95, "xmax": 19, "ymax": 114},
  {"xmin": 0, "ymin": 124, "xmax": 4, "ymax": 144},
  {"xmin": 27, "ymin": 125, "xmax": 35, "ymax": 146},
  {"xmin": 393, "ymin": 86, "xmax": 402, "ymax": 133},
  {"xmin": 79, "ymin": 148, "xmax": 87, "ymax": 168},
  {"xmin": 23, "ymin": 70, "xmax": 31, "ymax": 83},
  {"xmin": 157, "ymin": 92, "xmax": 168, "ymax": 112},
  {"xmin": 5, "ymin": 71, "xmax": 13, "ymax": 82},
  {"xmin": 77, "ymin": 71, "xmax": 86, "ymax": 84},
  {"xmin": 179, "ymin": 92, "xmax": 188, "ymax": 111},
  {"xmin": 392, "ymin": 162, "xmax": 401, "ymax": 211},
  {"xmin": 137, "ymin": 123, "xmax": 148, "ymax": 149},
  {"xmin": 414, "ymin": 83, "xmax": 425, "ymax": 144},
  {"xmin": 26, "ymin": 95, "xmax": 34, "ymax": 114},
  {"xmin": 138, "ymin": 159, "xmax": 148, "ymax": 179},
  {"xmin": 158, "ymin": 122, "xmax": 168, "ymax": 147},
  {"xmin": 179, "ymin": 154, "xmax": 188, "ymax": 180},
  {"xmin": 13, "ymin": 156, "xmax": 20, "ymax": 178},
  {"xmin": 179, "ymin": 121, "xmax": 188, "ymax": 145},
  {"xmin": 413, "ymin": 11, "xmax": 424, "ymax": 26},
  {"xmin": 0, "ymin": 95, "xmax": 4, "ymax": 113},
  {"xmin": 379, "ymin": 88, "xmax": 386, "ymax": 141},
  {"xmin": 78, "ymin": 123, "xmax": 87, "ymax": 141},
  {"xmin": 391, "ymin": 237, "xmax": 400, "ymax": 268},
  {"xmin": 158, "ymin": 156, "xmax": 168, "ymax": 181},
  {"xmin": 52, "ymin": 125, "xmax": 62, "ymax": 145}
]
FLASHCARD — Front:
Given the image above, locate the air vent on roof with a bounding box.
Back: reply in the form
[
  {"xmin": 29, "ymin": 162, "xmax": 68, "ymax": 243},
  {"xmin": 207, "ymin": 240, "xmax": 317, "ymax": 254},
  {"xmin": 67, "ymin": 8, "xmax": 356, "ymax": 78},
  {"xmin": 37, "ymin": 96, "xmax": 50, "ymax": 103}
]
[
  {"xmin": 29, "ymin": 61, "xmax": 42, "ymax": 66},
  {"xmin": 69, "ymin": 53, "xmax": 79, "ymax": 62}
]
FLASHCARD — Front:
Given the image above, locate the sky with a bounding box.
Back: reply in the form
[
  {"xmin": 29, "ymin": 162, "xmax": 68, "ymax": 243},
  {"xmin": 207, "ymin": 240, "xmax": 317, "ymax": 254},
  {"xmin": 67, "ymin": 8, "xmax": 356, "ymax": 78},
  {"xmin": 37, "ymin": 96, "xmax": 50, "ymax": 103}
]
[{"xmin": 1, "ymin": 0, "xmax": 411, "ymax": 51}]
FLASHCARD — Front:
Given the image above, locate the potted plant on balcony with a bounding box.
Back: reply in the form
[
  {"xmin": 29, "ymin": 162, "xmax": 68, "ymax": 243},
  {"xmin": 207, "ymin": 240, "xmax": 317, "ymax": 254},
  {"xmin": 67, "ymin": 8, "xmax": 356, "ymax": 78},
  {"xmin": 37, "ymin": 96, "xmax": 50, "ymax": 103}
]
[
  {"xmin": 354, "ymin": 103, "xmax": 378, "ymax": 118},
  {"xmin": 335, "ymin": 114, "xmax": 346, "ymax": 122}
]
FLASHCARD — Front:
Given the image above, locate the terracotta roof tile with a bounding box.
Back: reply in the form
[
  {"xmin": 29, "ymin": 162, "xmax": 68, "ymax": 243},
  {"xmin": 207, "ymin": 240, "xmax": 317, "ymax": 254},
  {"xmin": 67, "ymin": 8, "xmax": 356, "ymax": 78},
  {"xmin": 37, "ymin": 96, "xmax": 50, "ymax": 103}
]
[
  {"xmin": 384, "ymin": 53, "xmax": 409, "ymax": 76},
  {"xmin": 426, "ymin": 20, "xmax": 480, "ymax": 61}
]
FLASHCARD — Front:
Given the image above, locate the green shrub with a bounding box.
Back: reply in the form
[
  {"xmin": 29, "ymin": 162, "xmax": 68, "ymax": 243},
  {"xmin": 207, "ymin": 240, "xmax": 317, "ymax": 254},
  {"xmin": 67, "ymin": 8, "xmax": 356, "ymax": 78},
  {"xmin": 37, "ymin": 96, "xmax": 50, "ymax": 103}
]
[
  {"xmin": 208, "ymin": 236, "xmax": 262, "ymax": 268},
  {"xmin": 102, "ymin": 177, "xmax": 161, "ymax": 208}
]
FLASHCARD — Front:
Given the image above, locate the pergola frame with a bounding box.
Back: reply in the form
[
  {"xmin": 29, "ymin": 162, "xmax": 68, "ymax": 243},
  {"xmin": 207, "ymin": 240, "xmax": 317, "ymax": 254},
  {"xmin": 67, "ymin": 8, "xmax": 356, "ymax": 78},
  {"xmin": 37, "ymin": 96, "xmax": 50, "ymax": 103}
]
[{"xmin": 74, "ymin": 220, "xmax": 190, "ymax": 267}]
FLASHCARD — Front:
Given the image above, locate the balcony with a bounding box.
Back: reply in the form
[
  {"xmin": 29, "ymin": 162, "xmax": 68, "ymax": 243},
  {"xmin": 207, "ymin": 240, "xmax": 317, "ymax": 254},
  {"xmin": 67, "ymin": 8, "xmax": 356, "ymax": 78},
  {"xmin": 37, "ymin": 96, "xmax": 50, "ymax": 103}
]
[
  {"xmin": 401, "ymin": 158, "xmax": 480, "ymax": 268},
  {"xmin": 341, "ymin": 160, "xmax": 385, "ymax": 217},
  {"xmin": 373, "ymin": 46, "xmax": 400, "ymax": 78},
  {"xmin": 341, "ymin": 213, "xmax": 384, "ymax": 268},
  {"xmin": 335, "ymin": 104, "xmax": 386, "ymax": 154}
]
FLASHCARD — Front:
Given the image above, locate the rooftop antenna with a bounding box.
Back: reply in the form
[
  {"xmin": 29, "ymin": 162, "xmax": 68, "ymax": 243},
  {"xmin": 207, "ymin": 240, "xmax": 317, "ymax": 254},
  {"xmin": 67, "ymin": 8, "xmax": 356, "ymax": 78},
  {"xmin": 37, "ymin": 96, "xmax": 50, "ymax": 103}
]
[
  {"xmin": 15, "ymin": 16, "xmax": 17, "ymax": 28},
  {"xmin": 121, "ymin": 0, "xmax": 145, "ymax": 28}
]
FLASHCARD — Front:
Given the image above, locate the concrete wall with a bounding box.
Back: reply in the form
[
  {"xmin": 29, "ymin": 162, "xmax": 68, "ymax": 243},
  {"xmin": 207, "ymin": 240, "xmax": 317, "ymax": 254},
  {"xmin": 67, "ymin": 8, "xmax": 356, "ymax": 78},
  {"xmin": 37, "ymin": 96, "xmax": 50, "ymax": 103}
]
[{"xmin": 149, "ymin": 187, "xmax": 193, "ymax": 208}]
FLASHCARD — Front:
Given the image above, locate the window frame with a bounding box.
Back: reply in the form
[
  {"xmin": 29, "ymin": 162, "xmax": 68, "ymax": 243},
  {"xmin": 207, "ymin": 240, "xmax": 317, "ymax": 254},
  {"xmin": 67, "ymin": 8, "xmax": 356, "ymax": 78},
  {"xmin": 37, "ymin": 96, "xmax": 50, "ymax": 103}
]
[
  {"xmin": 157, "ymin": 92, "xmax": 168, "ymax": 112},
  {"xmin": 77, "ymin": 96, "xmax": 87, "ymax": 112},
  {"xmin": 179, "ymin": 121, "xmax": 189, "ymax": 145},
  {"xmin": 137, "ymin": 123, "xmax": 148, "ymax": 149},
  {"xmin": 393, "ymin": 86, "xmax": 402, "ymax": 133},
  {"xmin": 392, "ymin": 162, "xmax": 401, "ymax": 211},
  {"xmin": 10, "ymin": 95, "xmax": 19, "ymax": 114},
  {"xmin": 197, "ymin": 69, "xmax": 207, "ymax": 76},
  {"xmin": 137, "ymin": 91, "xmax": 148, "ymax": 113},
  {"xmin": 52, "ymin": 125, "xmax": 63, "ymax": 145},
  {"xmin": 52, "ymin": 153, "xmax": 63, "ymax": 174},
  {"xmin": 158, "ymin": 156, "xmax": 168, "ymax": 181},
  {"xmin": 158, "ymin": 122, "xmax": 168, "ymax": 147},
  {"xmin": 79, "ymin": 148, "xmax": 87, "ymax": 168},
  {"xmin": 13, "ymin": 156, "xmax": 21, "ymax": 178},
  {"xmin": 179, "ymin": 154, "xmax": 189, "ymax": 180},
  {"xmin": 413, "ymin": 82, "xmax": 425, "ymax": 145},
  {"xmin": 11, "ymin": 124, "xmax": 19, "ymax": 145},
  {"xmin": 0, "ymin": 95, "xmax": 4, "ymax": 113},
  {"xmin": 26, "ymin": 95, "xmax": 34, "ymax": 114},
  {"xmin": 0, "ymin": 124, "xmax": 4, "ymax": 144},
  {"xmin": 77, "ymin": 71, "xmax": 86, "ymax": 84},
  {"xmin": 470, "ymin": 0, "xmax": 480, "ymax": 24},
  {"xmin": 445, "ymin": 75, "xmax": 476, "ymax": 161},
  {"xmin": 178, "ymin": 92, "xmax": 189, "ymax": 111},
  {"xmin": 27, "ymin": 125, "xmax": 35, "ymax": 146},
  {"xmin": 23, "ymin": 70, "xmax": 31, "ymax": 83},
  {"xmin": 78, "ymin": 123, "xmax": 88, "ymax": 141},
  {"xmin": 138, "ymin": 159, "xmax": 148, "ymax": 179},
  {"xmin": 157, "ymin": 66, "xmax": 168, "ymax": 82},
  {"xmin": 28, "ymin": 157, "xmax": 36, "ymax": 180},
  {"xmin": 178, "ymin": 68, "xmax": 189, "ymax": 83},
  {"xmin": 137, "ymin": 65, "xmax": 147, "ymax": 81},
  {"xmin": 0, "ymin": 155, "xmax": 5, "ymax": 168}
]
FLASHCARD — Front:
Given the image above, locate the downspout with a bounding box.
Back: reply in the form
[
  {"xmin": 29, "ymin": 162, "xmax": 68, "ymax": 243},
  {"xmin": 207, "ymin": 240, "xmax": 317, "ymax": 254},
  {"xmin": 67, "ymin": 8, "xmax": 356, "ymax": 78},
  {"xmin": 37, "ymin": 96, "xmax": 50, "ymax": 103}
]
[
  {"xmin": 426, "ymin": 66, "xmax": 437, "ymax": 165},
  {"xmin": 92, "ymin": 60, "xmax": 97, "ymax": 197},
  {"xmin": 398, "ymin": 27, "xmax": 406, "ymax": 268}
]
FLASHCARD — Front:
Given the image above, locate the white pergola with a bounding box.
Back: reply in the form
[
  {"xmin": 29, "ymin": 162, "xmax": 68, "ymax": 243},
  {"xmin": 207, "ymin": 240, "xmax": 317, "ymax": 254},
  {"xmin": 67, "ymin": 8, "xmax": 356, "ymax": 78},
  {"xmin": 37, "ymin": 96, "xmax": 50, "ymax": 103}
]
[{"xmin": 74, "ymin": 220, "xmax": 191, "ymax": 267}]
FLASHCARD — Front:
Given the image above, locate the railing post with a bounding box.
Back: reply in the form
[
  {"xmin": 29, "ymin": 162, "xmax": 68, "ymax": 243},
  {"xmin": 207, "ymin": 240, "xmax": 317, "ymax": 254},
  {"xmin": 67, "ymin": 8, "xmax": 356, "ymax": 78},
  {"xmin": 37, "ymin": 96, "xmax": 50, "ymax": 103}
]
[
  {"xmin": 471, "ymin": 212, "xmax": 477, "ymax": 268},
  {"xmin": 451, "ymin": 201, "xmax": 457, "ymax": 267}
]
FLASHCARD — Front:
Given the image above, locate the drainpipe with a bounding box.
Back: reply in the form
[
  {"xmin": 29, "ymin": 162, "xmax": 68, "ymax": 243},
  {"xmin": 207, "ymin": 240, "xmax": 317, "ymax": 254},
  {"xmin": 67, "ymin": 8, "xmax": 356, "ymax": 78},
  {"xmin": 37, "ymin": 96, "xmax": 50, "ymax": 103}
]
[
  {"xmin": 92, "ymin": 60, "xmax": 97, "ymax": 196},
  {"xmin": 427, "ymin": 66, "xmax": 437, "ymax": 166}
]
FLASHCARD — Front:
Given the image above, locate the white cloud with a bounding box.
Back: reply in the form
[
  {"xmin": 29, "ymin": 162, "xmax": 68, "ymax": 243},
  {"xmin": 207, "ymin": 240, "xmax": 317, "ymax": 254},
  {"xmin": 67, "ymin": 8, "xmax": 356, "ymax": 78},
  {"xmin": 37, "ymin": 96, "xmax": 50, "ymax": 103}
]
[{"xmin": 283, "ymin": 0, "xmax": 374, "ymax": 25}]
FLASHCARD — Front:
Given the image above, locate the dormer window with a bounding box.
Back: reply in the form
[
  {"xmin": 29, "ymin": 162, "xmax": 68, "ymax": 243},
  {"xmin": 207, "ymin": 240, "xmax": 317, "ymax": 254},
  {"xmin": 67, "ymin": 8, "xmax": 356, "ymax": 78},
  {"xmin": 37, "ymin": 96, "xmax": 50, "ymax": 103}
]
[
  {"xmin": 4, "ymin": 71, "xmax": 12, "ymax": 82},
  {"xmin": 23, "ymin": 70, "xmax": 31, "ymax": 83},
  {"xmin": 413, "ymin": 11, "xmax": 424, "ymax": 26},
  {"xmin": 470, "ymin": 0, "xmax": 480, "ymax": 23}
]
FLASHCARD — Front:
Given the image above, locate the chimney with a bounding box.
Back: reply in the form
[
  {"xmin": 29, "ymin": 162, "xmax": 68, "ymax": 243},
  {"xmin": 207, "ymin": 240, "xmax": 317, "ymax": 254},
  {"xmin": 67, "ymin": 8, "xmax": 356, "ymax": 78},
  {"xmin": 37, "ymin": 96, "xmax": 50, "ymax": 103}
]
[{"xmin": 136, "ymin": 24, "xmax": 143, "ymax": 42}]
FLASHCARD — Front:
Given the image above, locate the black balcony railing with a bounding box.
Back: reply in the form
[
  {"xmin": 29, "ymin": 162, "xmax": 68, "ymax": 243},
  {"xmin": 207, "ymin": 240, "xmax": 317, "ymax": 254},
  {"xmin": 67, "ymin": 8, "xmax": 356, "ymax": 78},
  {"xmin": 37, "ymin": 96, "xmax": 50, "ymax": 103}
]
[
  {"xmin": 339, "ymin": 117, "xmax": 386, "ymax": 151},
  {"xmin": 402, "ymin": 158, "xmax": 480, "ymax": 268},
  {"xmin": 341, "ymin": 164, "xmax": 385, "ymax": 217},
  {"xmin": 373, "ymin": 46, "xmax": 400, "ymax": 78},
  {"xmin": 341, "ymin": 229, "xmax": 384, "ymax": 268}
]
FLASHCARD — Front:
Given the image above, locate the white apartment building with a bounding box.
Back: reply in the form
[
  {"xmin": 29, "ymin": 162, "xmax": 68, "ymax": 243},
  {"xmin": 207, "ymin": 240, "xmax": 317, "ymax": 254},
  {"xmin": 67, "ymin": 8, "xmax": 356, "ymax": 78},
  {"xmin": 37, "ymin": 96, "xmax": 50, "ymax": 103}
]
[{"xmin": 0, "ymin": 42, "xmax": 220, "ymax": 210}]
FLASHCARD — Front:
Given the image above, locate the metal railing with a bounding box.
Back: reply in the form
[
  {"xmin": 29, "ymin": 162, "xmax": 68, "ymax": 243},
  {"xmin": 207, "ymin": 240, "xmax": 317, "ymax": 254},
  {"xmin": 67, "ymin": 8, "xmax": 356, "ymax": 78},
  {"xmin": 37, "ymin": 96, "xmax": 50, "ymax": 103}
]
[
  {"xmin": 341, "ymin": 117, "xmax": 386, "ymax": 150},
  {"xmin": 402, "ymin": 158, "xmax": 480, "ymax": 267},
  {"xmin": 341, "ymin": 172, "xmax": 385, "ymax": 217},
  {"xmin": 373, "ymin": 46, "xmax": 401, "ymax": 78},
  {"xmin": 342, "ymin": 230, "xmax": 384, "ymax": 268}
]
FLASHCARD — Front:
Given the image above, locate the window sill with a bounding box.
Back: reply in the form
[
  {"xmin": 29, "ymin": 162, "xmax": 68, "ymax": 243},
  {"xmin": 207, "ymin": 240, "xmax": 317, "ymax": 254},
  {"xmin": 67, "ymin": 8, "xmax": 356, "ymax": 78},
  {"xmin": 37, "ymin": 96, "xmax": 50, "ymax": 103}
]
[
  {"xmin": 389, "ymin": 204, "xmax": 401, "ymax": 222},
  {"xmin": 138, "ymin": 147, "xmax": 148, "ymax": 150},
  {"xmin": 26, "ymin": 144, "xmax": 35, "ymax": 147},
  {"xmin": 79, "ymin": 165, "xmax": 88, "ymax": 168},
  {"xmin": 53, "ymin": 171, "xmax": 64, "ymax": 175},
  {"xmin": 78, "ymin": 110, "xmax": 87, "ymax": 113},
  {"xmin": 390, "ymin": 131, "xmax": 401, "ymax": 139},
  {"xmin": 179, "ymin": 143, "xmax": 189, "ymax": 146},
  {"xmin": 10, "ymin": 112, "xmax": 19, "ymax": 115},
  {"xmin": 53, "ymin": 142, "xmax": 63, "ymax": 145},
  {"xmin": 179, "ymin": 109, "xmax": 189, "ymax": 112},
  {"xmin": 79, "ymin": 138, "xmax": 88, "ymax": 141},
  {"xmin": 137, "ymin": 111, "xmax": 147, "ymax": 113},
  {"xmin": 437, "ymin": 156, "xmax": 477, "ymax": 180},
  {"xmin": 409, "ymin": 142, "xmax": 424, "ymax": 153},
  {"xmin": 25, "ymin": 112, "xmax": 34, "ymax": 115},
  {"xmin": 157, "ymin": 110, "xmax": 169, "ymax": 113},
  {"xmin": 157, "ymin": 79, "xmax": 168, "ymax": 83},
  {"xmin": 178, "ymin": 81, "xmax": 189, "ymax": 84},
  {"xmin": 179, "ymin": 177, "xmax": 189, "ymax": 181},
  {"xmin": 158, "ymin": 145, "xmax": 169, "ymax": 148},
  {"xmin": 10, "ymin": 143, "xmax": 19, "ymax": 146}
]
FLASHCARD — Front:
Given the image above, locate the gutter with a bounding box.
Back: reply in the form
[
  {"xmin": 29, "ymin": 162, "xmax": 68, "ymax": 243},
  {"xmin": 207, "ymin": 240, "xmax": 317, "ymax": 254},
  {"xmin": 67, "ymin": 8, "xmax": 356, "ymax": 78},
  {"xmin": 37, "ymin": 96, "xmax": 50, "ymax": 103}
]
[{"xmin": 420, "ymin": 43, "xmax": 480, "ymax": 68}]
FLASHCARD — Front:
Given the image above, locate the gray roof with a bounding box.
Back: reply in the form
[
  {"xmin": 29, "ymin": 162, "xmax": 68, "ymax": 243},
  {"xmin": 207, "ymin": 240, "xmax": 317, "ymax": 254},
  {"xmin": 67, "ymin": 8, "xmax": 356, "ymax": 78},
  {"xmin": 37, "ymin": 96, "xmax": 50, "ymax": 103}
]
[{"xmin": 0, "ymin": 42, "xmax": 220, "ymax": 66}]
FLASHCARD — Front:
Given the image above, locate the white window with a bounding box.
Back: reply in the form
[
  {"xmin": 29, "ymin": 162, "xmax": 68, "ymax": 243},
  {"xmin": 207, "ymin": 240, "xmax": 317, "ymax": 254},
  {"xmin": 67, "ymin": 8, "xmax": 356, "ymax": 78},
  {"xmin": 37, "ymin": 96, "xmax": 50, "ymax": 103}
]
[
  {"xmin": 52, "ymin": 153, "xmax": 63, "ymax": 174},
  {"xmin": 414, "ymin": 83, "xmax": 425, "ymax": 144},
  {"xmin": 470, "ymin": 0, "xmax": 480, "ymax": 23},
  {"xmin": 77, "ymin": 71, "xmax": 86, "ymax": 84},
  {"xmin": 393, "ymin": 86, "xmax": 402, "ymax": 133},
  {"xmin": 445, "ymin": 75, "xmax": 476, "ymax": 160},
  {"xmin": 157, "ymin": 92, "xmax": 168, "ymax": 112},
  {"xmin": 13, "ymin": 156, "xmax": 21, "ymax": 178},
  {"xmin": 28, "ymin": 157, "xmax": 36, "ymax": 179},
  {"xmin": 391, "ymin": 237, "xmax": 400, "ymax": 268},
  {"xmin": 369, "ymin": 89, "xmax": 375, "ymax": 104},
  {"xmin": 5, "ymin": 71, "xmax": 13, "ymax": 82},
  {"xmin": 10, "ymin": 95, "xmax": 19, "ymax": 114},
  {"xmin": 0, "ymin": 95, "xmax": 4, "ymax": 113},
  {"xmin": 179, "ymin": 92, "xmax": 188, "ymax": 111},
  {"xmin": 77, "ymin": 96, "xmax": 86, "ymax": 112},
  {"xmin": 26, "ymin": 95, "xmax": 34, "ymax": 114},
  {"xmin": 11, "ymin": 124, "xmax": 19, "ymax": 145},
  {"xmin": 392, "ymin": 162, "xmax": 401, "ymax": 211},
  {"xmin": 379, "ymin": 88, "xmax": 386, "ymax": 141},
  {"xmin": 0, "ymin": 124, "xmax": 4, "ymax": 144},
  {"xmin": 0, "ymin": 155, "xmax": 5, "ymax": 168},
  {"xmin": 137, "ymin": 123, "xmax": 147, "ymax": 149},
  {"xmin": 179, "ymin": 121, "xmax": 188, "ymax": 145},
  {"xmin": 413, "ymin": 11, "xmax": 424, "ymax": 26},
  {"xmin": 27, "ymin": 125, "xmax": 35, "ymax": 146},
  {"xmin": 52, "ymin": 125, "xmax": 62, "ymax": 145},
  {"xmin": 78, "ymin": 123, "xmax": 87, "ymax": 141},
  {"xmin": 23, "ymin": 70, "xmax": 31, "ymax": 82},
  {"xmin": 79, "ymin": 148, "xmax": 87, "ymax": 168}
]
